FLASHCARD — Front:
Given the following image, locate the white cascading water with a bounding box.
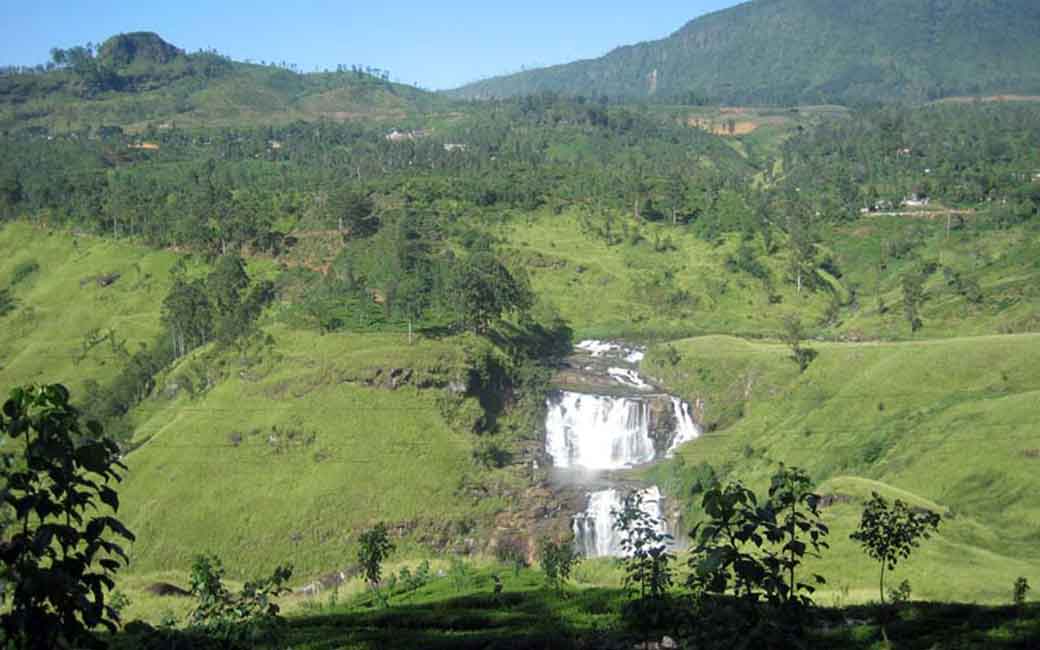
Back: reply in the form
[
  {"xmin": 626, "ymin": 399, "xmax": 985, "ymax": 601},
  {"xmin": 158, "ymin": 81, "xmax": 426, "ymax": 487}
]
[
  {"xmin": 667, "ymin": 398, "xmax": 700, "ymax": 456},
  {"xmin": 551, "ymin": 340, "xmax": 700, "ymax": 557},
  {"xmin": 545, "ymin": 392, "xmax": 655, "ymax": 470},
  {"xmin": 572, "ymin": 486, "xmax": 666, "ymax": 557},
  {"xmin": 545, "ymin": 392, "xmax": 700, "ymax": 470}
]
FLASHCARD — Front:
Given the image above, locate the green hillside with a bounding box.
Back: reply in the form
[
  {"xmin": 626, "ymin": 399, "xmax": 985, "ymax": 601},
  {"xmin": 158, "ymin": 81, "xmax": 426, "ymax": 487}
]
[
  {"xmin": 0, "ymin": 32, "xmax": 448, "ymax": 133},
  {"xmin": 119, "ymin": 326, "xmax": 484, "ymax": 577},
  {"xmin": 0, "ymin": 223, "xmax": 184, "ymax": 394},
  {"xmin": 0, "ymin": 222, "xmax": 530, "ymax": 581},
  {"xmin": 643, "ymin": 333, "xmax": 1040, "ymax": 603},
  {"xmin": 450, "ymin": 0, "xmax": 1040, "ymax": 105}
]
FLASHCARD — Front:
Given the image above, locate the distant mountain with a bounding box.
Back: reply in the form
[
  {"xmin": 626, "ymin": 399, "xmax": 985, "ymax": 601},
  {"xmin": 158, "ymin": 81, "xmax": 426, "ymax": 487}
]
[
  {"xmin": 0, "ymin": 32, "xmax": 446, "ymax": 132},
  {"xmin": 449, "ymin": 0, "xmax": 1040, "ymax": 105}
]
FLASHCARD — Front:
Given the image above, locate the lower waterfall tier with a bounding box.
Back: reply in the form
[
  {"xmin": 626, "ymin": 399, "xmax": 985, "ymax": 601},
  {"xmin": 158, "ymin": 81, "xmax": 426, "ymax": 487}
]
[{"xmin": 572, "ymin": 486, "xmax": 666, "ymax": 557}]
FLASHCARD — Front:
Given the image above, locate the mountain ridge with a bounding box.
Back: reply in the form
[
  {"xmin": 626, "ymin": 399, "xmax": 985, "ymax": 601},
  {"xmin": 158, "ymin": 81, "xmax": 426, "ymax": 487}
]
[{"xmin": 449, "ymin": 0, "xmax": 1040, "ymax": 105}]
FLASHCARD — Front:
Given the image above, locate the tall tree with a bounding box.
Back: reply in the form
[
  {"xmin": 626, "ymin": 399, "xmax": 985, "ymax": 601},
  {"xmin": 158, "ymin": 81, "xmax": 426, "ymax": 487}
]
[
  {"xmin": 449, "ymin": 252, "xmax": 533, "ymax": 334},
  {"xmin": 901, "ymin": 270, "xmax": 926, "ymax": 333},
  {"xmin": 161, "ymin": 278, "xmax": 213, "ymax": 358}
]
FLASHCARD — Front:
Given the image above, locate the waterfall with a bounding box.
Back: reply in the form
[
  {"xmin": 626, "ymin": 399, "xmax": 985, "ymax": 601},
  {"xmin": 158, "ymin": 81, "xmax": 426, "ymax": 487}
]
[
  {"xmin": 667, "ymin": 397, "xmax": 700, "ymax": 456},
  {"xmin": 572, "ymin": 486, "xmax": 666, "ymax": 557},
  {"xmin": 545, "ymin": 392, "xmax": 655, "ymax": 469},
  {"xmin": 545, "ymin": 391, "xmax": 701, "ymax": 470}
]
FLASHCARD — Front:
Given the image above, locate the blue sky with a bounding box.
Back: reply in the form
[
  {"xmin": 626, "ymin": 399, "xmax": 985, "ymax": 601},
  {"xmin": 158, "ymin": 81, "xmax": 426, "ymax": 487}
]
[{"xmin": 2, "ymin": 1, "xmax": 741, "ymax": 90}]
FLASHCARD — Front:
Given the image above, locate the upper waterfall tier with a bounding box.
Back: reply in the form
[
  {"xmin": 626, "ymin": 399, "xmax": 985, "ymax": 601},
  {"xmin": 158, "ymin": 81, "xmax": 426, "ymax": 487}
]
[{"xmin": 545, "ymin": 390, "xmax": 700, "ymax": 470}]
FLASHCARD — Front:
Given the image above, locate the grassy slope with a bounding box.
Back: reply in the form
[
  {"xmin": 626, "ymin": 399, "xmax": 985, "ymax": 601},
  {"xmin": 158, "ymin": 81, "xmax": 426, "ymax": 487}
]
[
  {"xmin": 0, "ymin": 223, "xmax": 492, "ymax": 582},
  {"xmin": 0, "ymin": 222, "xmax": 184, "ymax": 394},
  {"xmin": 826, "ymin": 216, "xmax": 1040, "ymax": 339},
  {"xmin": 4, "ymin": 209, "xmax": 1039, "ymax": 606},
  {"xmin": 501, "ymin": 211, "xmax": 833, "ymax": 340},
  {"xmin": 501, "ymin": 210, "xmax": 1040, "ymax": 343},
  {"xmin": 643, "ymin": 333, "xmax": 1040, "ymax": 603},
  {"xmin": 119, "ymin": 326, "xmax": 485, "ymax": 578}
]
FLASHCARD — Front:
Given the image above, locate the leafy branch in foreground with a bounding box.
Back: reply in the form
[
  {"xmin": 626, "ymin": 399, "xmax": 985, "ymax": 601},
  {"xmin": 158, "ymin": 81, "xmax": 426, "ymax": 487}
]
[
  {"xmin": 0, "ymin": 383, "xmax": 135, "ymax": 650},
  {"xmin": 685, "ymin": 465, "xmax": 829, "ymax": 646}
]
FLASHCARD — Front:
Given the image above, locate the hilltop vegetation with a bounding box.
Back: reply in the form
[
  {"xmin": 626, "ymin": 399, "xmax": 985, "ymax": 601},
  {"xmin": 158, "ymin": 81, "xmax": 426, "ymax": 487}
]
[
  {"xmin": 451, "ymin": 0, "xmax": 1040, "ymax": 105},
  {"xmin": 0, "ymin": 32, "xmax": 446, "ymax": 132}
]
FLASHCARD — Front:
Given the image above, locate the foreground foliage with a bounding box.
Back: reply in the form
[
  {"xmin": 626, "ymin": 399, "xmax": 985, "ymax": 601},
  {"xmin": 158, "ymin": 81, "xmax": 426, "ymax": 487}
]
[
  {"xmin": 110, "ymin": 564, "xmax": 1040, "ymax": 650},
  {"xmin": 0, "ymin": 384, "xmax": 134, "ymax": 650}
]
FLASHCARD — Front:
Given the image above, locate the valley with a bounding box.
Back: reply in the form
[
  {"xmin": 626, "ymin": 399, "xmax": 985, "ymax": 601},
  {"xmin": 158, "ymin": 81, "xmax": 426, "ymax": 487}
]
[{"xmin": 1, "ymin": 7, "xmax": 1039, "ymax": 649}]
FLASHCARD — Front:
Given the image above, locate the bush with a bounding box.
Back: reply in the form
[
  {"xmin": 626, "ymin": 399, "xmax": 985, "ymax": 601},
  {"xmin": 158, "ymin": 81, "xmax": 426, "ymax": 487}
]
[
  {"xmin": 187, "ymin": 554, "xmax": 293, "ymax": 646},
  {"xmin": 888, "ymin": 579, "xmax": 912, "ymax": 605},
  {"xmin": 538, "ymin": 537, "xmax": 581, "ymax": 594},
  {"xmin": 9, "ymin": 259, "xmax": 39, "ymax": 286},
  {"xmin": 1014, "ymin": 577, "xmax": 1030, "ymax": 607},
  {"xmin": 0, "ymin": 288, "xmax": 14, "ymax": 316},
  {"xmin": 449, "ymin": 555, "xmax": 471, "ymax": 592},
  {"xmin": 357, "ymin": 522, "xmax": 395, "ymax": 598},
  {"xmin": 397, "ymin": 560, "xmax": 431, "ymax": 595},
  {"xmin": 472, "ymin": 438, "xmax": 512, "ymax": 469},
  {"xmin": 494, "ymin": 536, "xmax": 529, "ymax": 576}
]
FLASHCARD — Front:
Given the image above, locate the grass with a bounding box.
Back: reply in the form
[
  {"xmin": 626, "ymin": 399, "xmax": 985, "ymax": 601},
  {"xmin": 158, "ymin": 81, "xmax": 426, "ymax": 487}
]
[
  {"xmin": 118, "ymin": 325, "xmax": 491, "ymax": 578},
  {"xmin": 109, "ymin": 561, "xmax": 1040, "ymax": 649},
  {"xmin": 643, "ymin": 333, "xmax": 1040, "ymax": 604},
  {"xmin": 0, "ymin": 222, "xmax": 185, "ymax": 395},
  {"xmin": 500, "ymin": 211, "xmax": 833, "ymax": 341}
]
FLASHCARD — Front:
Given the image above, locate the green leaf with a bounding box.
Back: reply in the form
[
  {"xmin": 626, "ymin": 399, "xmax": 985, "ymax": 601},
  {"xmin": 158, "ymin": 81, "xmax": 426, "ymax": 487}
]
[
  {"xmin": 75, "ymin": 443, "xmax": 112, "ymax": 474},
  {"xmin": 98, "ymin": 485, "xmax": 119, "ymax": 511}
]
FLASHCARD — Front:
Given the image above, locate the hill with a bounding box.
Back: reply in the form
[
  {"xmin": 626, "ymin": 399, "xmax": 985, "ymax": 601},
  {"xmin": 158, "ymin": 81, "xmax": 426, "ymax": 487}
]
[
  {"xmin": 450, "ymin": 0, "xmax": 1040, "ymax": 105},
  {"xmin": 643, "ymin": 333, "xmax": 1040, "ymax": 603},
  {"xmin": 0, "ymin": 32, "xmax": 449, "ymax": 132}
]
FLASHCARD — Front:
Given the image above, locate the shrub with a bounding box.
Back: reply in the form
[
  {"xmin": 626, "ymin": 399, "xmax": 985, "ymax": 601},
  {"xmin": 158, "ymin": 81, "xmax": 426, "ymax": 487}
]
[
  {"xmin": 538, "ymin": 537, "xmax": 581, "ymax": 594},
  {"xmin": 449, "ymin": 555, "xmax": 471, "ymax": 592},
  {"xmin": 9, "ymin": 259, "xmax": 39, "ymax": 286},
  {"xmin": 888, "ymin": 579, "xmax": 912, "ymax": 605},
  {"xmin": 187, "ymin": 554, "xmax": 293, "ymax": 646},
  {"xmin": 494, "ymin": 535, "xmax": 529, "ymax": 576},
  {"xmin": 1014, "ymin": 577, "xmax": 1030, "ymax": 607},
  {"xmin": 357, "ymin": 522, "xmax": 395, "ymax": 598},
  {"xmin": 0, "ymin": 288, "xmax": 14, "ymax": 316}
]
